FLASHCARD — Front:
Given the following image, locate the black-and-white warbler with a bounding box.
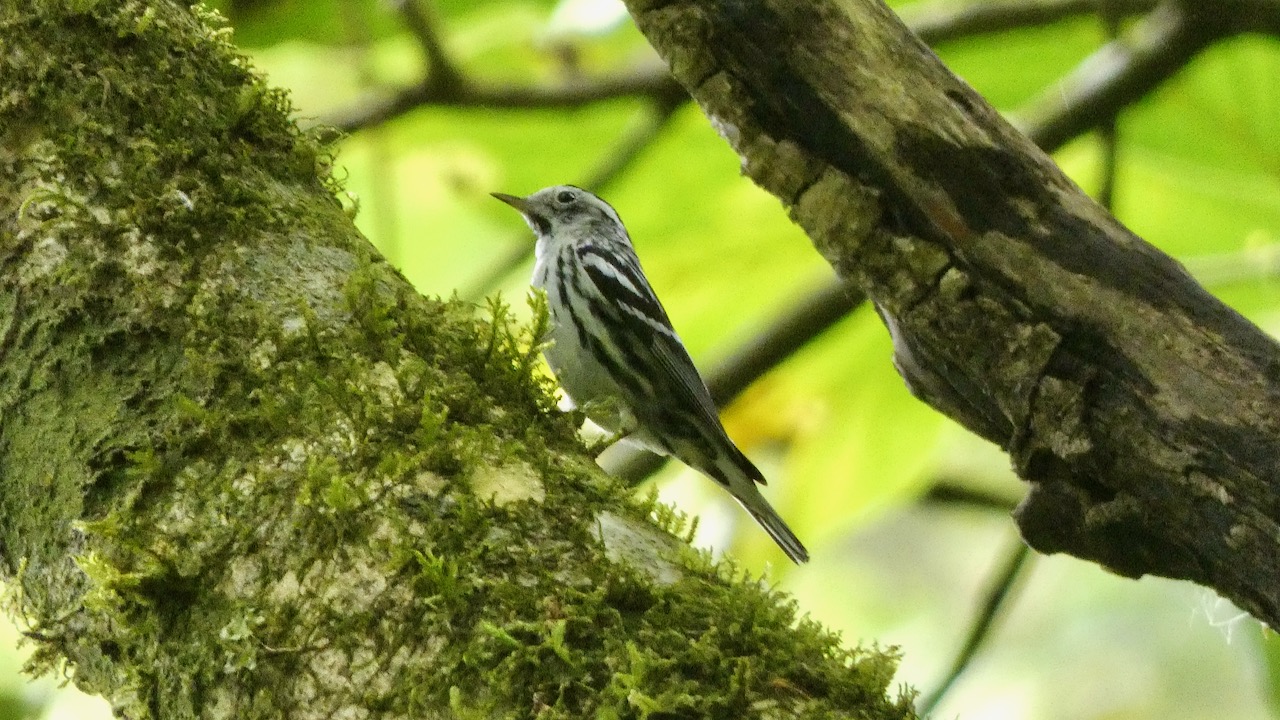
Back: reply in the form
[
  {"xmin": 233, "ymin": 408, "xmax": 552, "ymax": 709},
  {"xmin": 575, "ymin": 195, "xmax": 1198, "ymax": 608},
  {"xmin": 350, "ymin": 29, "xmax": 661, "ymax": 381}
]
[{"xmin": 492, "ymin": 185, "xmax": 809, "ymax": 563}]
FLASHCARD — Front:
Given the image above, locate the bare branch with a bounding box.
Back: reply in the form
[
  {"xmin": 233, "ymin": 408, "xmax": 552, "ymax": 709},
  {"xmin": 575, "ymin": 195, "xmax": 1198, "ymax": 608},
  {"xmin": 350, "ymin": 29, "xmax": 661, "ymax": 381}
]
[
  {"xmin": 905, "ymin": 0, "xmax": 1158, "ymax": 45},
  {"xmin": 918, "ymin": 540, "xmax": 1033, "ymax": 715},
  {"xmin": 600, "ymin": 1, "xmax": 1222, "ymax": 488},
  {"xmin": 1094, "ymin": 0, "xmax": 1125, "ymax": 210},
  {"xmin": 920, "ymin": 481, "xmax": 1020, "ymax": 512},
  {"xmin": 325, "ymin": 63, "xmax": 682, "ymax": 134},
  {"xmin": 1018, "ymin": 2, "xmax": 1215, "ymax": 151},
  {"xmin": 394, "ymin": 0, "xmax": 464, "ymax": 92}
]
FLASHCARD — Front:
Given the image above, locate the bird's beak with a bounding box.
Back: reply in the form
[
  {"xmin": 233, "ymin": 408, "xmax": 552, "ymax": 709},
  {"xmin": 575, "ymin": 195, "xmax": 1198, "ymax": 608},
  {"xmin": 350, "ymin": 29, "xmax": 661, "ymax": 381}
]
[
  {"xmin": 492, "ymin": 191, "xmax": 551, "ymax": 236},
  {"xmin": 491, "ymin": 192, "xmax": 532, "ymax": 213}
]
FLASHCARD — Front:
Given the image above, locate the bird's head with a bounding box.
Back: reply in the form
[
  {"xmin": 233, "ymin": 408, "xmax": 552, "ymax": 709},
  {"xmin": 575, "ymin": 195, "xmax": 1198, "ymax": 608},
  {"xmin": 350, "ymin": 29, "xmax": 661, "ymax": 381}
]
[{"xmin": 491, "ymin": 185, "xmax": 627, "ymax": 245}]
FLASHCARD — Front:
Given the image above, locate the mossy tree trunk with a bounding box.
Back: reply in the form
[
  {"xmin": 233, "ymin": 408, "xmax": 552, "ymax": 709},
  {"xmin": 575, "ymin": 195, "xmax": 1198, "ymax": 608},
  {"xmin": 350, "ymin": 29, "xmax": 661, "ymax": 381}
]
[
  {"xmin": 623, "ymin": 0, "xmax": 1280, "ymax": 629},
  {"xmin": 0, "ymin": 3, "xmax": 912, "ymax": 718}
]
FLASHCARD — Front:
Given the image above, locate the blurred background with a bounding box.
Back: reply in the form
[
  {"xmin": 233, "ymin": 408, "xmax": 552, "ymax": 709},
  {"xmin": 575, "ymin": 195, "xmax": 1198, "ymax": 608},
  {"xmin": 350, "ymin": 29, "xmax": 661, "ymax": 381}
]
[{"xmin": 9, "ymin": 0, "xmax": 1280, "ymax": 717}]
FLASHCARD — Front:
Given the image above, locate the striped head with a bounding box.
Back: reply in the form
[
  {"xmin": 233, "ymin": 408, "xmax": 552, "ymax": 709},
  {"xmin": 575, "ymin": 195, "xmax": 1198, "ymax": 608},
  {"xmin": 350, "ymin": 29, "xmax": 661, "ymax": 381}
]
[{"xmin": 491, "ymin": 185, "xmax": 630, "ymax": 252}]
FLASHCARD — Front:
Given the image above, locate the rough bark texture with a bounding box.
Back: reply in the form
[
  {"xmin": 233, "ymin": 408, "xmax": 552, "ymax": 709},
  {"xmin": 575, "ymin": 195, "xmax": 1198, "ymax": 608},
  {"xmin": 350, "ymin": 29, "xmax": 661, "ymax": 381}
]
[
  {"xmin": 0, "ymin": 3, "xmax": 912, "ymax": 718},
  {"xmin": 623, "ymin": 0, "xmax": 1280, "ymax": 627}
]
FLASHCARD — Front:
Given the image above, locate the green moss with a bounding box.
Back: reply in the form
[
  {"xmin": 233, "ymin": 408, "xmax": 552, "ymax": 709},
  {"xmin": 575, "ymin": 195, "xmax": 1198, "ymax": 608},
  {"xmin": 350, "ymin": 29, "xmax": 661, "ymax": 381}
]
[{"xmin": 0, "ymin": 3, "xmax": 913, "ymax": 718}]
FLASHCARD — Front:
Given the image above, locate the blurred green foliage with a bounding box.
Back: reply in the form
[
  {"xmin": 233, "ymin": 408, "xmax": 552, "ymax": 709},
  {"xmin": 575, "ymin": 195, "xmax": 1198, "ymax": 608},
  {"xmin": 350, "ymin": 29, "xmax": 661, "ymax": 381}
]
[{"xmin": 7, "ymin": 1, "xmax": 1280, "ymax": 718}]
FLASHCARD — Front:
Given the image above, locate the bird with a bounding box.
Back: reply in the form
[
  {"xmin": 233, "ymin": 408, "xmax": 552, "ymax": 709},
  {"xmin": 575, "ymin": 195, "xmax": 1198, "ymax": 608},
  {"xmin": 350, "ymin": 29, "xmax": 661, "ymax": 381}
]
[{"xmin": 491, "ymin": 185, "xmax": 808, "ymax": 563}]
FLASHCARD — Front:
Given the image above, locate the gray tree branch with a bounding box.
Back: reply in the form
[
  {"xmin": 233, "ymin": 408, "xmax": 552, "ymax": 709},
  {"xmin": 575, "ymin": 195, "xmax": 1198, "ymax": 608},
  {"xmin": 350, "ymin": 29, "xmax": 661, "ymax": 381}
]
[
  {"xmin": 603, "ymin": 0, "xmax": 1249, "ymax": 486},
  {"xmin": 622, "ymin": 0, "xmax": 1280, "ymax": 627}
]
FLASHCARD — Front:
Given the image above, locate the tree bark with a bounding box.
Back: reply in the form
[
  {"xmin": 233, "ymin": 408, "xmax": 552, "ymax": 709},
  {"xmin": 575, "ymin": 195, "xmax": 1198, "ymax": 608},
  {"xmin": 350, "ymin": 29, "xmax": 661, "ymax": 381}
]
[
  {"xmin": 623, "ymin": 0, "xmax": 1280, "ymax": 628},
  {"xmin": 0, "ymin": 3, "xmax": 912, "ymax": 717}
]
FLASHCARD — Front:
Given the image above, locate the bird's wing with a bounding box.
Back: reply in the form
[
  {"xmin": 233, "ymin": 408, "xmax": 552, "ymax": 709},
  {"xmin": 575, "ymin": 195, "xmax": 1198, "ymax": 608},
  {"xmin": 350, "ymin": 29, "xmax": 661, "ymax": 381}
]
[
  {"xmin": 647, "ymin": 323, "xmax": 727, "ymax": 433},
  {"xmin": 576, "ymin": 245, "xmax": 726, "ymax": 435}
]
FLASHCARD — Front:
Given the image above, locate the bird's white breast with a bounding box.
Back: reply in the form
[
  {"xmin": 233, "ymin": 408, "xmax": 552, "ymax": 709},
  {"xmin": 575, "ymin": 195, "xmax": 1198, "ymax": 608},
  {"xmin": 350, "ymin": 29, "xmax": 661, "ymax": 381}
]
[{"xmin": 531, "ymin": 242, "xmax": 636, "ymax": 433}]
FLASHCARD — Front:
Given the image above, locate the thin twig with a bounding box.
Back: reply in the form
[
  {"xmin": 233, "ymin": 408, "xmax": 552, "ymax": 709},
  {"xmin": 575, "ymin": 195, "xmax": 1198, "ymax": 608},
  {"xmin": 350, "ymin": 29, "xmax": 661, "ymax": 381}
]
[
  {"xmin": 907, "ymin": 0, "xmax": 1158, "ymax": 45},
  {"xmin": 920, "ymin": 480, "xmax": 1019, "ymax": 513},
  {"xmin": 1094, "ymin": 0, "xmax": 1124, "ymax": 209},
  {"xmin": 918, "ymin": 539, "xmax": 1034, "ymax": 716},
  {"xmin": 704, "ymin": 279, "xmax": 864, "ymax": 406},
  {"xmin": 1019, "ymin": 2, "xmax": 1217, "ymax": 151},
  {"xmin": 326, "ymin": 63, "xmax": 682, "ymax": 134},
  {"xmin": 394, "ymin": 0, "xmax": 464, "ymax": 92}
]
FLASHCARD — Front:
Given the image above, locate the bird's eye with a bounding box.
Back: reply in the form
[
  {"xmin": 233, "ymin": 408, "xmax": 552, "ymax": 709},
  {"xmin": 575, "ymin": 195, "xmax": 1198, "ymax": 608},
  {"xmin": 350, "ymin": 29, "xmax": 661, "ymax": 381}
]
[{"xmin": 555, "ymin": 190, "xmax": 575, "ymax": 204}]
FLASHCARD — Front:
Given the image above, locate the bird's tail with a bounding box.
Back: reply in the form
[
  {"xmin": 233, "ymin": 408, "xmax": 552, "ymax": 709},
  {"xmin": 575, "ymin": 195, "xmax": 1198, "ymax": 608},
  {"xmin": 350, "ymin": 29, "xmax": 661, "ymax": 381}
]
[
  {"xmin": 742, "ymin": 496, "xmax": 810, "ymax": 564},
  {"xmin": 701, "ymin": 442, "xmax": 809, "ymax": 563},
  {"xmin": 721, "ymin": 453, "xmax": 808, "ymax": 563}
]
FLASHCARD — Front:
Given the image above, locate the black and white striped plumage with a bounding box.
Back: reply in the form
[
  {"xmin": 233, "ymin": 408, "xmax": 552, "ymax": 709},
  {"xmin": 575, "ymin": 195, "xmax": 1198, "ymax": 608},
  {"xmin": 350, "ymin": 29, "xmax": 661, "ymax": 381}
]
[{"xmin": 492, "ymin": 185, "xmax": 808, "ymax": 564}]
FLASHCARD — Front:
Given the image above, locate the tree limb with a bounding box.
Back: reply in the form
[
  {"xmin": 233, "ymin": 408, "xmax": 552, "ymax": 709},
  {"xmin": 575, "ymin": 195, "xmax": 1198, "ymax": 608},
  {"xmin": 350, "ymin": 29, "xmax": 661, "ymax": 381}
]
[
  {"xmin": 586, "ymin": 0, "xmax": 1250, "ymax": 490},
  {"xmin": 602, "ymin": 3, "xmax": 1209, "ymax": 484},
  {"xmin": 0, "ymin": 3, "xmax": 914, "ymax": 717},
  {"xmin": 623, "ymin": 0, "xmax": 1280, "ymax": 627}
]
